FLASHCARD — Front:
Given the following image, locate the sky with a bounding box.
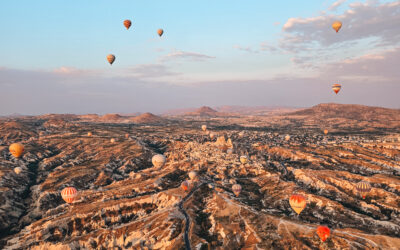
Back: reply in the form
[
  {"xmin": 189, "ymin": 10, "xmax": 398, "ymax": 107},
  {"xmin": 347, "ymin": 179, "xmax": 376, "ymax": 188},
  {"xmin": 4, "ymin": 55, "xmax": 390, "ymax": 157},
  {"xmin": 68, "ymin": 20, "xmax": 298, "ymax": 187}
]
[{"xmin": 0, "ymin": 0, "xmax": 399, "ymax": 115}]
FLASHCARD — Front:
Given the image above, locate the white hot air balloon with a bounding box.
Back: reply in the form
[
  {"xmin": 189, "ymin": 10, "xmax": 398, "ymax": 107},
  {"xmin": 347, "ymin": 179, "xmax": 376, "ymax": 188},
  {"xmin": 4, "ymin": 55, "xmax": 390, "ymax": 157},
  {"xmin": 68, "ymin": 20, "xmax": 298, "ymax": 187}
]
[
  {"xmin": 152, "ymin": 154, "xmax": 166, "ymax": 168},
  {"xmin": 188, "ymin": 171, "xmax": 197, "ymax": 180}
]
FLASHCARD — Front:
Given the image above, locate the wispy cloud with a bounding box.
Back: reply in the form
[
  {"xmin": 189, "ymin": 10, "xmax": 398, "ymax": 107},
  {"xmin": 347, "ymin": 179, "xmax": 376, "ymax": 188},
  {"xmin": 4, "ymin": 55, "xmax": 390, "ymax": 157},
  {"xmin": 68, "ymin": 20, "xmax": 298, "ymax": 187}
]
[
  {"xmin": 328, "ymin": 0, "xmax": 347, "ymax": 11},
  {"xmin": 159, "ymin": 50, "xmax": 215, "ymax": 62},
  {"xmin": 127, "ymin": 64, "xmax": 180, "ymax": 79}
]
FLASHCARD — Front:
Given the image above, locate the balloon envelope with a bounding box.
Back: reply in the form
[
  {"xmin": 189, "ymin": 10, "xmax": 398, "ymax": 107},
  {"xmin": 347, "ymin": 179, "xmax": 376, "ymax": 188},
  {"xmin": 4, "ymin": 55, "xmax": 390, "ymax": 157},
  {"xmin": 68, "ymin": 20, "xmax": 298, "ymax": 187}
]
[
  {"xmin": 332, "ymin": 84, "xmax": 341, "ymax": 94},
  {"xmin": 188, "ymin": 171, "xmax": 197, "ymax": 180},
  {"xmin": 87, "ymin": 132, "xmax": 93, "ymax": 137},
  {"xmin": 181, "ymin": 180, "xmax": 189, "ymax": 191},
  {"xmin": 14, "ymin": 167, "xmax": 22, "ymax": 174},
  {"xmin": 9, "ymin": 143, "xmax": 24, "ymax": 158},
  {"xmin": 201, "ymin": 125, "xmax": 207, "ymax": 131},
  {"xmin": 289, "ymin": 194, "xmax": 307, "ymax": 215},
  {"xmin": 107, "ymin": 54, "xmax": 115, "ymax": 65},
  {"xmin": 232, "ymin": 184, "xmax": 242, "ymax": 196},
  {"xmin": 332, "ymin": 21, "xmax": 342, "ymax": 33},
  {"xmin": 61, "ymin": 187, "xmax": 77, "ymax": 203},
  {"xmin": 317, "ymin": 226, "xmax": 330, "ymax": 242},
  {"xmin": 356, "ymin": 181, "xmax": 371, "ymax": 198},
  {"xmin": 240, "ymin": 155, "xmax": 248, "ymax": 164},
  {"xmin": 324, "ymin": 129, "xmax": 328, "ymax": 135},
  {"xmin": 152, "ymin": 154, "xmax": 166, "ymax": 168},
  {"xmin": 123, "ymin": 19, "xmax": 132, "ymax": 29},
  {"xmin": 157, "ymin": 29, "xmax": 164, "ymax": 37}
]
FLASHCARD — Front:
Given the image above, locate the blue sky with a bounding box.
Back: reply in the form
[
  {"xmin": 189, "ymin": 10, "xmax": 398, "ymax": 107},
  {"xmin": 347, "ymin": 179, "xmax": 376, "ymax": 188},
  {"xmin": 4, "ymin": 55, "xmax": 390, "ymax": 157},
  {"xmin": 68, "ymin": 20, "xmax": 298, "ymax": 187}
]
[{"xmin": 0, "ymin": 0, "xmax": 399, "ymax": 114}]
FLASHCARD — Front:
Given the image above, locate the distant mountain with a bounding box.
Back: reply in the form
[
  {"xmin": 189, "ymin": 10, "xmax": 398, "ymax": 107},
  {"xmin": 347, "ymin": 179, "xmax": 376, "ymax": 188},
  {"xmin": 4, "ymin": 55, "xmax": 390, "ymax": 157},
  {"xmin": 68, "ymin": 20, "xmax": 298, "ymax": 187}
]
[
  {"xmin": 184, "ymin": 106, "xmax": 221, "ymax": 117},
  {"xmin": 284, "ymin": 103, "xmax": 400, "ymax": 130},
  {"xmin": 130, "ymin": 112, "xmax": 165, "ymax": 124}
]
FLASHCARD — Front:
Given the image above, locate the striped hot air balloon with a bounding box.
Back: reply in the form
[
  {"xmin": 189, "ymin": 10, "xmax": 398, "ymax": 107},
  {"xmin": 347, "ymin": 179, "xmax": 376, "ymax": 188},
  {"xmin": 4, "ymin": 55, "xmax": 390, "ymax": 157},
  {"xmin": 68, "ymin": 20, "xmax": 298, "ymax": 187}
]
[
  {"xmin": 356, "ymin": 181, "xmax": 371, "ymax": 199},
  {"xmin": 232, "ymin": 184, "xmax": 242, "ymax": 197},
  {"xmin": 123, "ymin": 19, "xmax": 132, "ymax": 29},
  {"xmin": 61, "ymin": 187, "xmax": 77, "ymax": 204},
  {"xmin": 332, "ymin": 84, "xmax": 341, "ymax": 94},
  {"xmin": 317, "ymin": 226, "xmax": 331, "ymax": 242},
  {"xmin": 289, "ymin": 194, "xmax": 307, "ymax": 215}
]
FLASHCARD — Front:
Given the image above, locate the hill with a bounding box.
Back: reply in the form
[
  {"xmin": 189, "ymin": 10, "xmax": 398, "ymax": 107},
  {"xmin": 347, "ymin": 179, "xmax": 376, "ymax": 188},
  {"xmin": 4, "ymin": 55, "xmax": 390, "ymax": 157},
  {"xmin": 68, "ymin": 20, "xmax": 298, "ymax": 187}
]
[{"xmin": 130, "ymin": 112, "xmax": 165, "ymax": 124}]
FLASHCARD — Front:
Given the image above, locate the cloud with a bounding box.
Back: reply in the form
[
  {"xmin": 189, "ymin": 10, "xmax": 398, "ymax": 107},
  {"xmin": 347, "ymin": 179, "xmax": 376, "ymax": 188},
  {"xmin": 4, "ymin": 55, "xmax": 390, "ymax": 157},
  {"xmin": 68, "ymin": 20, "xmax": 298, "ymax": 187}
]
[
  {"xmin": 159, "ymin": 50, "xmax": 216, "ymax": 62},
  {"xmin": 321, "ymin": 47, "xmax": 400, "ymax": 81},
  {"xmin": 127, "ymin": 64, "xmax": 180, "ymax": 79},
  {"xmin": 281, "ymin": 1, "xmax": 400, "ymax": 50},
  {"xmin": 233, "ymin": 45, "xmax": 259, "ymax": 53},
  {"xmin": 328, "ymin": 0, "xmax": 347, "ymax": 11}
]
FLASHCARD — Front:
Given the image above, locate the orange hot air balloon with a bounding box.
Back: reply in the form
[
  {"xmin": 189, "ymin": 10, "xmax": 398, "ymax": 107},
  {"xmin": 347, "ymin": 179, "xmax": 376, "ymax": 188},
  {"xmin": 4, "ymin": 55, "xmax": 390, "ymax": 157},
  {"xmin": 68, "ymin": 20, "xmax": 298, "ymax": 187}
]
[
  {"xmin": 181, "ymin": 180, "xmax": 189, "ymax": 191},
  {"xmin": 356, "ymin": 181, "xmax": 371, "ymax": 199},
  {"xmin": 332, "ymin": 21, "xmax": 342, "ymax": 33},
  {"xmin": 317, "ymin": 226, "xmax": 330, "ymax": 242},
  {"xmin": 107, "ymin": 54, "xmax": 115, "ymax": 65},
  {"xmin": 232, "ymin": 184, "xmax": 242, "ymax": 197},
  {"xmin": 289, "ymin": 194, "xmax": 307, "ymax": 215},
  {"xmin": 123, "ymin": 19, "xmax": 132, "ymax": 30},
  {"xmin": 332, "ymin": 84, "xmax": 341, "ymax": 94},
  {"xmin": 324, "ymin": 129, "xmax": 328, "ymax": 135},
  {"xmin": 9, "ymin": 143, "xmax": 24, "ymax": 158},
  {"xmin": 240, "ymin": 155, "xmax": 248, "ymax": 164},
  {"xmin": 125, "ymin": 133, "xmax": 129, "ymax": 139},
  {"xmin": 157, "ymin": 29, "xmax": 164, "ymax": 37},
  {"xmin": 61, "ymin": 187, "xmax": 77, "ymax": 203},
  {"xmin": 87, "ymin": 132, "xmax": 92, "ymax": 137}
]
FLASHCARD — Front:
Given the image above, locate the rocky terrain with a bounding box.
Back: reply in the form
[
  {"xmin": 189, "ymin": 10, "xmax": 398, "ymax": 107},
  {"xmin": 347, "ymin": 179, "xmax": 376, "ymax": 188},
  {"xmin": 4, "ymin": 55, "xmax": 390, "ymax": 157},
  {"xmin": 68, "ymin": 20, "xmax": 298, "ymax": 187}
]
[{"xmin": 0, "ymin": 103, "xmax": 400, "ymax": 249}]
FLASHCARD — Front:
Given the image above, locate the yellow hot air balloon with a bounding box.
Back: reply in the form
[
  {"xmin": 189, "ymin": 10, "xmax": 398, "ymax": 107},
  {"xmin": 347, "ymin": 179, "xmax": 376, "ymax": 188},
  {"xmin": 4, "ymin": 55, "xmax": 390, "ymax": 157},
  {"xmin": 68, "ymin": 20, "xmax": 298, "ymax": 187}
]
[
  {"xmin": 289, "ymin": 194, "xmax": 307, "ymax": 215},
  {"xmin": 157, "ymin": 29, "xmax": 164, "ymax": 37},
  {"xmin": 332, "ymin": 84, "xmax": 341, "ymax": 94},
  {"xmin": 9, "ymin": 143, "xmax": 24, "ymax": 158},
  {"xmin": 332, "ymin": 21, "xmax": 342, "ymax": 33},
  {"xmin": 123, "ymin": 19, "xmax": 132, "ymax": 30},
  {"xmin": 240, "ymin": 155, "xmax": 248, "ymax": 164},
  {"xmin": 201, "ymin": 125, "xmax": 207, "ymax": 131},
  {"xmin": 107, "ymin": 54, "xmax": 115, "ymax": 65}
]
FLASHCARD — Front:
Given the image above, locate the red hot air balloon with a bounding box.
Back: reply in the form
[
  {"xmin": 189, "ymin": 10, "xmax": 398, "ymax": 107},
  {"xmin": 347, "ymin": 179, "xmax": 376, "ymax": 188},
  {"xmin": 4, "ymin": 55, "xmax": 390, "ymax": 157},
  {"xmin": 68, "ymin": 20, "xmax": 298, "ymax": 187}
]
[
  {"xmin": 317, "ymin": 226, "xmax": 330, "ymax": 242},
  {"xmin": 61, "ymin": 187, "xmax": 77, "ymax": 203},
  {"xmin": 181, "ymin": 180, "xmax": 189, "ymax": 191},
  {"xmin": 123, "ymin": 19, "xmax": 132, "ymax": 30},
  {"xmin": 332, "ymin": 84, "xmax": 341, "ymax": 94}
]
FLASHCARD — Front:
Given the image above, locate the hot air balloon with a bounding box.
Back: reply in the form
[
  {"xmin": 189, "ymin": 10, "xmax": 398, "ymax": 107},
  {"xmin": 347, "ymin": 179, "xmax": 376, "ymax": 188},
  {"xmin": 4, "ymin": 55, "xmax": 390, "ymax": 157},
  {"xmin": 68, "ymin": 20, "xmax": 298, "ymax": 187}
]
[
  {"xmin": 107, "ymin": 54, "xmax": 115, "ymax": 65},
  {"xmin": 356, "ymin": 181, "xmax": 371, "ymax": 199},
  {"xmin": 125, "ymin": 133, "xmax": 129, "ymax": 139},
  {"xmin": 238, "ymin": 131, "xmax": 245, "ymax": 138},
  {"xmin": 324, "ymin": 129, "xmax": 328, "ymax": 135},
  {"xmin": 123, "ymin": 19, "xmax": 132, "ymax": 30},
  {"xmin": 232, "ymin": 184, "xmax": 242, "ymax": 197},
  {"xmin": 240, "ymin": 155, "xmax": 248, "ymax": 164},
  {"xmin": 110, "ymin": 138, "xmax": 116, "ymax": 143},
  {"xmin": 332, "ymin": 21, "xmax": 342, "ymax": 33},
  {"xmin": 188, "ymin": 171, "xmax": 197, "ymax": 180},
  {"xmin": 285, "ymin": 135, "xmax": 291, "ymax": 141},
  {"xmin": 152, "ymin": 154, "xmax": 166, "ymax": 168},
  {"xmin": 208, "ymin": 183, "xmax": 215, "ymax": 189},
  {"xmin": 9, "ymin": 143, "xmax": 24, "ymax": 158},
  {"xmin": 87, "ymin": 132, "xmax": 92, "ymax": 137},
  {"xmin": 61, "ymin": 187, "xmax": 77, "ymax": 204},
  {"xmin": 209, "ymin": 132, "xmax": 215, "ymax": 139},
  {"xmin": 181, "ymin": 180, "xmax": 189, "ymax": 191},
  {"xmin": 14, "ymin": 167, "xmax": 22, "ymax": 174},
  {"xmin": 227, "ymin": 148, "xmax": 233, "ymax": 154},
  {"xmin": 201, "ymin": 125, "xmax": 207, "ymax": 131},
  {"xmin": 332, "ymin": 84, "xmax": 341, "ymax": 94},
  {"xmin": 317, "ymin": 226, "xmax": 330, "ymax": 242},
  {"xmin": 289, "ymin": 194, "xmax": 307, "ymax": 215},
  {"xmin": 157, "ymin": 29, "xmax": 164, "ymax": 37}
]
